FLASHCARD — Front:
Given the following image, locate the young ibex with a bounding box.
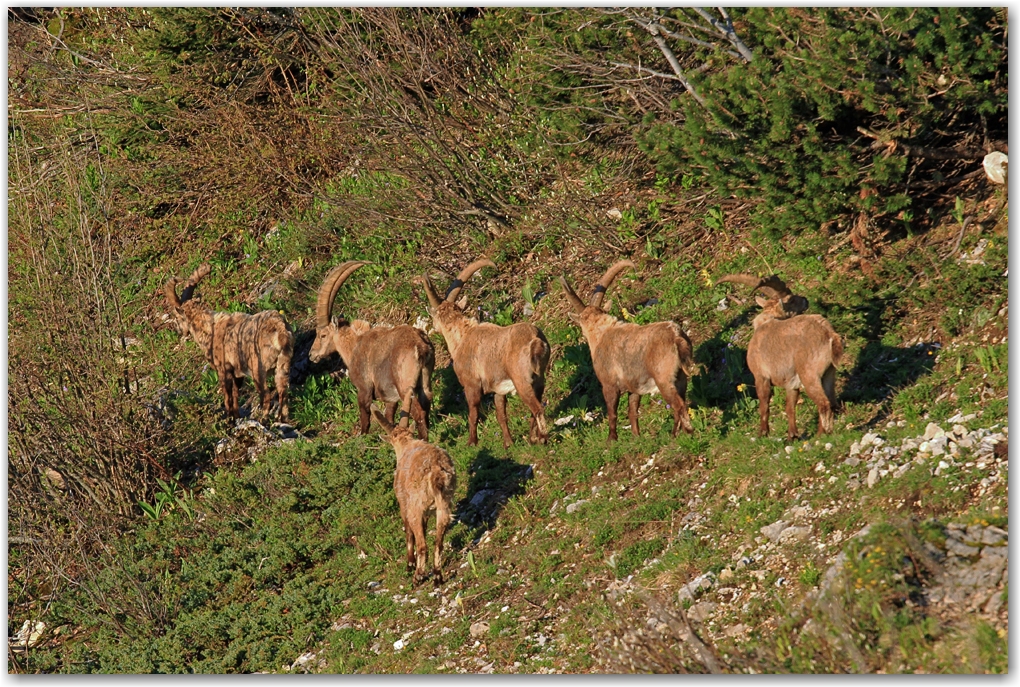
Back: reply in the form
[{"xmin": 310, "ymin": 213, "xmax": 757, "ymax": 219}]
[
  {"xmin": 373, "ymin": 408, "xmax": 456, "ymax": 587},
  {"xmin": 718, "ymin": 273, "xmax": 842, "ymax": 439},
  {"xmin": 309, "ymin": 261, "xmax": 435, "ymax": 439},
  {"xmin": 165, "ymin": 264, "xmax": 293, "ymax": 421},
  {"xmin": 560, "ymin": 261, "xmax": 695, "ymax": 441},
  {"xmin": 421, "ymin": 258, "xmax": 550, "ymax": 448}
]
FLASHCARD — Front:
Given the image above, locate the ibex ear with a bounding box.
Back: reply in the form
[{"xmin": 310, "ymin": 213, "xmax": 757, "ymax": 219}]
[
  {"xmin": 455, "ymin": 295, "xmax": 468, "ymax": 311},
  {"xmin": 755, "ymin": 295, "xmax": 769, "ymax": 308}
]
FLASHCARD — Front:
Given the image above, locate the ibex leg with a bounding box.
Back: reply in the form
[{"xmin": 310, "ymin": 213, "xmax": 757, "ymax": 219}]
[
  {"xmin": 627, "ymin": 393, "xmax": 641, "ymax": 437},
  {"xmin": 493, "ymin": 393, "xmax": 512, "ymax": 449},
  {"xmin": 803, "ymin": 375, "xmax": 834, "ymax": 436},
  {"xmin": 784, "ymin": 387, "xmax": 800, "ymax": 441},
  {"xmin": 754, "ymin": 375, "xmax": 772, "ymax": 437},
  {"xmin": 464, "ymin": 385, "xmax": 483, "ymax": 446},
  {"xmin": 657, "ymin": 374, "xmax": 694, "ymax": 436},
  {"xmin": 412, "ymin": 513, "xmax": 429, "ymax": 585},
  {"xmin": 252, "ymin": 373, "xmax": 269, "ymax": 420},
  {"xmin": 401, "ymin": 514, "xmax": 416, "ymax": 572},
  {"xmin": 356, "ymin": 388, "xmax": 373, "ymax": 435},
  {"xmin": 434, "ymin": 500, "xmax": 452, "ymax": 585},
  {"xmin": 384, "ymin": 401, "xmax": 399, "ymax": 426},
  {"xmin": 516, "ymin": 376, "xmax": 547, "ymax": 445},
  {"xmin": 602, "ymin": 385, "xmax": 621, "ymax": 442}
]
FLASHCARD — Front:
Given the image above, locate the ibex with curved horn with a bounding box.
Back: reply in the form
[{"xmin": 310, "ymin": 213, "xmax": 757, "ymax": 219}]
[
  {"xmin": 309, "ymin": 261, "xmax": 435, "ymax": 439},
  {"xmin": 164, "ymin": 263, "xmax": 293, "ymax": 421},
  {"xmin": 559, "ymin": 261, "xmax": 695, "ymax": 441},
  {"xmin": 420, "ymin": 258, "xmax": 550, "ymax": 448},
  {"xmin": 716, "ymin": 273, "xmax": 809, "ymax": 317},
  {"xmin": 717, "ymin": 272, "xmax": 842, "ymax": 439}
]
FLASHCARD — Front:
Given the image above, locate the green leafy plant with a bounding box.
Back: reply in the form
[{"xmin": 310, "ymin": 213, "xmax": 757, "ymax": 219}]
[
  {"xmin": 705, "ymin": 206, "xmax": 725, "ymax": 233},
  {"xmin": 951, "ymin": 196, "xmax": 967, "ymax": 227}
]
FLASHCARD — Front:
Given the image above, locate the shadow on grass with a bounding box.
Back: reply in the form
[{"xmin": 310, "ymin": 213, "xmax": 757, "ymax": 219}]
[
  {"xmin": 449, "ymin": 448, "xmax": 533, "ymax": 550},
  {"xmin": 547, "ymin": 342, "xmax": 606, "ymax": 420}
]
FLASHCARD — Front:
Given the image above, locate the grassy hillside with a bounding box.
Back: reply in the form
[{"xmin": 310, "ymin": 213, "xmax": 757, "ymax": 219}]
[{"xmin": 8, "ymin": 8, "xmax": 1008, "ymax": 673}]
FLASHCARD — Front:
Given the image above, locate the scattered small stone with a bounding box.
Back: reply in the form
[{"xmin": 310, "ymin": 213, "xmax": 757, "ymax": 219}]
[
  {"xmin": 788, "ymin": 505, "xmax": 811, "ymax": 521},
  {"xmin": 469, "ymin": 621, "xmax": 490, "ymax": 638},
  {"xmin": 860, "ymin": 432, "xmax": 883, "ymax": 448},
  {"xmin": 291, "ymin": 651, "xmax": 318, "ymax": 671},
  {"xmin": 778, "ymin": 526, "xmax": 811, "ymax": 544},
  {"xmin": 678, "ymin": 572, "xmax": 716, "ymax": 602},
  {"xmin": 985, "ymin": 591, "xmax": 1005, "ymax": 615},
  {"xmin": 761, "ymin": 520, "xmax": 790, "ymax": 543},
  {"xmin": 470, "ymin": 489, "xmax": 495, "ymax": 509},
  {"xmin": 724, "ymin": 623, "xmax": 749, "ymax": 638},
  {"xmin": 866, "ymin": 467, "xmax": 880, "ymax": 488},
  {"xmin": 688, "ymin": 601, "xmax": 717, "ymax": 622},
  {"xmin": 923, "ymin": 423, "xmax": 945, "ymax": 441},
  {"xmin": 565, "ymin": 499, "xmax": 589, "ymax": 514}
]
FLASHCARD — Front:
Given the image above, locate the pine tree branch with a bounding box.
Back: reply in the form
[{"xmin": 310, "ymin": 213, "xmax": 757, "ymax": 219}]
[{"xmin": 692, "ymin": 7, "xmax": 754, "ymax": 62}]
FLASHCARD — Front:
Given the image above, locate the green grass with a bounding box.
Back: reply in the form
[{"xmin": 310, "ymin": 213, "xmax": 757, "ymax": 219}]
[{"xmin": 9, "ymin": 22, "xmax": 1008, "ymax": 671}]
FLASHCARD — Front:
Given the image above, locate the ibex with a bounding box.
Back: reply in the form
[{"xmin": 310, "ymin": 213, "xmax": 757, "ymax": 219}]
[
  {"xmin": 560, "ymin": 261, "xmax": 695, "ymax": 441},
  {"xmin": 717, "ymin": 273, "xmax": 842, "ymax": 439},
  {"xmin": 309, "ymin": 261, "xmax": 435, "ymax": 439},
  {"xmin": 373, "ymin": 408, "xmax": 456, "ymax": 587},
  {"xmin": 420, "ymin": 258, "xmax": 550, "ymax": 448},
  {"xmin": 164, "ymin": 264, "xmax": 293, "ymax": 421}
]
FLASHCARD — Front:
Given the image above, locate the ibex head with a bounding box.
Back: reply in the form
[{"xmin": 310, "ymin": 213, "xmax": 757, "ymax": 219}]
[
  {"xmin": 420, "ymin": 258, "xmax": 495, "ymax": 326},
  {"xmin": 717, "ymin": 273, "xmax": 809, "ymax": 320},
  {"xmin": 559, "ymin": 260, "xmax": 636, "ymax": 322},
  {"xmin": 309, "ymin": 260, "xmax": 369, "ymax": 364},
  {"xmin": 164, "ymin": 263, "xmax": 212, "ymax": 336}
]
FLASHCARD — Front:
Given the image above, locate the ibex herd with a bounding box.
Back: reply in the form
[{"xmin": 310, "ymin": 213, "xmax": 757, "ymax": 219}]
[{"xmin": 164, "ymin": 256, "xmax": 842, "ymax": 586}]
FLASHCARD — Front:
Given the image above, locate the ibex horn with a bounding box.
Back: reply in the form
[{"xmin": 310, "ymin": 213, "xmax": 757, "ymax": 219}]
[
  {"xmin": 716, "ymin": 273, "xmax": 763, "ymax": 289},
  {"xmin": 717, "ymin": 273, "xmax": 794, "ymax": 301},
  {"xmin": 178, "ymin": 263, "xmax": 212, "ymax": 303},
  {"xmin": 164, "ymin": 278, "xmax": 182, "ymax": 309},
  {"xmin": 316, "ymin": 261, "xmax": 369, "ymax": 327},
  {"xmin": 591, "ymin": 260, "xmax": 636, "ymax": 309},
  {"xmin": 421, "ymin": 276, "xmax": 443, "ymax": 309},
  {"xmin": 445, "ymin": 258, "xmax": 496, "ymax": 303},
  {"xmin": 558, "ymin": 276, "xmax": 585, "ymax": 314}
]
